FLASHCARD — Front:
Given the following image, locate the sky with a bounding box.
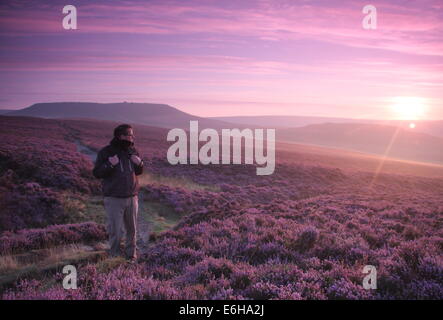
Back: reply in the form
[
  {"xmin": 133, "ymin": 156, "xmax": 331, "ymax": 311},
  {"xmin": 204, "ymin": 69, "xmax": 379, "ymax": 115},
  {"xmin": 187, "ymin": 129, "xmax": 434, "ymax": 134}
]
[{"xmin": 0, "ymin": 0, "xmax": 442, "ymax": 119}]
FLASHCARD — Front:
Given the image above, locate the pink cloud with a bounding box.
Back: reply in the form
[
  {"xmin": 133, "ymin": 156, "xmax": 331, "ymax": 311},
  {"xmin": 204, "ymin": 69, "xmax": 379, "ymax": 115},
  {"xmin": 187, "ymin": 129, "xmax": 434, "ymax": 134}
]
[{"xmin": 2, "ymin": 0, "xmax": 442, "ymax": 56}]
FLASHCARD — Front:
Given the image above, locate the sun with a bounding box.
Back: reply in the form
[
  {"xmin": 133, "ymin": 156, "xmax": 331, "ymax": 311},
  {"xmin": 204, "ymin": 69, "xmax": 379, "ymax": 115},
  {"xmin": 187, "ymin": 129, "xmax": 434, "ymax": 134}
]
[{"xmin": 390, "ymin": 96, "xmax": 428, "ymax": 120}]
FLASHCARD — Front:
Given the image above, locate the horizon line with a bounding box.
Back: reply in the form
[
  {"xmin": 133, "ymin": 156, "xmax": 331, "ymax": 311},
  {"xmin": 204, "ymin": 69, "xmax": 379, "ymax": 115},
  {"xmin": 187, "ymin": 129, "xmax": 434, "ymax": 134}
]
[{"xmin": 1, "ymin": 101, "xmax": 443, "ymax": 122}]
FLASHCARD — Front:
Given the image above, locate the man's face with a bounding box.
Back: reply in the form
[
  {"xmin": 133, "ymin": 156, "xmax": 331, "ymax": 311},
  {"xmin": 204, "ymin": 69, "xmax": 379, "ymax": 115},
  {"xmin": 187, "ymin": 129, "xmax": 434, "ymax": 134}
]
[{"xmin": 120, "ymin": 128, "xmax": 134, "ymax": 143}]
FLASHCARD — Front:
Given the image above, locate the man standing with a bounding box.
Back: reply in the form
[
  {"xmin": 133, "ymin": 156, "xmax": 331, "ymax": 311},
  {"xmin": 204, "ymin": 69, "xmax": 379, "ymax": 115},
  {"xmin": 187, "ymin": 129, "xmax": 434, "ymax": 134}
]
[{"xmin": 93, "ymin": 124, "xmax": 144, "ymax": 261}]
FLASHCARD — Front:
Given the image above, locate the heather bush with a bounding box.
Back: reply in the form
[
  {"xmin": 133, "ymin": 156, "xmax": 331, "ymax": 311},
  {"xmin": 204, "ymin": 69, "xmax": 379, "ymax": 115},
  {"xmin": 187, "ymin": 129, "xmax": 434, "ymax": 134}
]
[
  {"xmin": 0, "ymin": 117, "xmax": 101, "ymax": 232},
  {"xmin": 0, "ymin": 222, "xmax": 107, "ymax": 255},
  {"xmin": 326, "ymin": 278, "xmax": 372, "ymax": 300},
  {"xmin": 0, "ymin": 182, "xmax": 66, "ymax": 232}
]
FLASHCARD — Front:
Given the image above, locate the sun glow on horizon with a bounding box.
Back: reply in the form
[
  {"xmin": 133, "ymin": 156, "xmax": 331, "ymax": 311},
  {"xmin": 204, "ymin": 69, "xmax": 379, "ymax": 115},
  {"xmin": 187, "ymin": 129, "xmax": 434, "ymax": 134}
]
[{"xmin": 389, "ymin": 96, "xmax": 428, "ymax": 120}]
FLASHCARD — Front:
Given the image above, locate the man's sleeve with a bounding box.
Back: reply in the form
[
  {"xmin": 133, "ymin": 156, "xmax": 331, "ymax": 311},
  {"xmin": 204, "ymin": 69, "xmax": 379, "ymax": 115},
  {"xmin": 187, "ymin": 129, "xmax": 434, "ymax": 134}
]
[
  {"xmin": 93, "ymin": 149, "xmax": 115, "ymax": 179},
  {"xmin": 134, "ymin": 150, "xmax": 144, "ymax": 176}
]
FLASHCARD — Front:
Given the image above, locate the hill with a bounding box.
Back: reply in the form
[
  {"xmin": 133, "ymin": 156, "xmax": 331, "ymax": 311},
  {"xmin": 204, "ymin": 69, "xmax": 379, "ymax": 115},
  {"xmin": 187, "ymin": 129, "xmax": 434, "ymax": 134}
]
[
  {"xmin": 277, "ymin": 123, "xmax": 443, "ymax": 164},
  {"xmin": 5, "ymin": 102, "xmax": 239, "ymax": 129},
  {"xmin": 211, "ymin": 115, "xmax": 359, "ymax": 128},
  {"xmin": 212, "ymin": 115, "xmax": 443, "ymax": 138}
]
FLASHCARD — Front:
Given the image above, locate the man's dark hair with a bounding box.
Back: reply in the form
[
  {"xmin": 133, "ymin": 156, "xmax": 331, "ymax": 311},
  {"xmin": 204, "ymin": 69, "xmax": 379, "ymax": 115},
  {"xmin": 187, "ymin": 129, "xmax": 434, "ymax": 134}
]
[{"xmin": 114, "ymin": 124, "xmax": 133, "ymax": 138}]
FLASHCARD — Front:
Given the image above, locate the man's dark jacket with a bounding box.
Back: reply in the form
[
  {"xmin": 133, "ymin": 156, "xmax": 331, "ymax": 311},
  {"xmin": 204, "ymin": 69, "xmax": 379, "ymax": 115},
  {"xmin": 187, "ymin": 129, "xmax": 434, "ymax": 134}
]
[{"xmin": 93, "ymin": 137, "xmax": 144, "ymax": 197}]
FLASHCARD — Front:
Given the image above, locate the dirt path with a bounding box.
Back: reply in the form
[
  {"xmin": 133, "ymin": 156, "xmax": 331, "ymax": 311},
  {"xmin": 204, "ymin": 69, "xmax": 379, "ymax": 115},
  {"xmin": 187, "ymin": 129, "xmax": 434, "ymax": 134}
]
[{"xmin": 73, "ymin": 138, "xmax": 97, "ymax": 162}]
